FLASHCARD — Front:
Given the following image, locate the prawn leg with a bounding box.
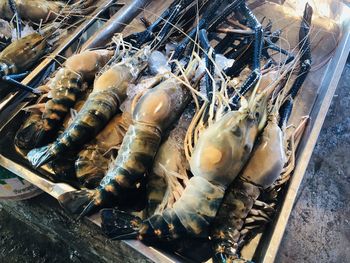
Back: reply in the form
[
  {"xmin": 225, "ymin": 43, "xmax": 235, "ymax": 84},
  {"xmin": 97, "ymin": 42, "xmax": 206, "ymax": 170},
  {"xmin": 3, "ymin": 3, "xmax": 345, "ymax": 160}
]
[
  {"xmin": 279, "ymin": 3, "xmax": 313, "ymax": 127},
  {"xmin": 1, "ymin": 75, "xmax": 35, "ymax": 93},
  {"xmin": 7, "ymin": 0, "xmax": 21, "ymax": 38}
]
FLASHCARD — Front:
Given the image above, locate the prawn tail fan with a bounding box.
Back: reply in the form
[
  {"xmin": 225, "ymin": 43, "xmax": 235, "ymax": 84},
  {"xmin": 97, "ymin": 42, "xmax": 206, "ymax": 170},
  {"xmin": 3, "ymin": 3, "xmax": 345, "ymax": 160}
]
[
  {"xmin": 101, "ymin": 209, "xmax": 140, "ymax": 240},
  {"xmin": 15, "ymin": 122, "xmax": 46, "ymax": 149},
  {"xmin": 27, "ymin": 145, "xmax": 55, "ymax": 168},
  {"xmin": 58, "ymin": 189, "xmax": 96, "ymax": 216}
]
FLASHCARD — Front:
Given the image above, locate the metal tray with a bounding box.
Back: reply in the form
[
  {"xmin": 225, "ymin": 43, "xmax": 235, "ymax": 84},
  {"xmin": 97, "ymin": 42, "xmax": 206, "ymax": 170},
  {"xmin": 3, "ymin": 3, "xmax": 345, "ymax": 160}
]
[{"xmin": 0, "ymin": 1, "xmax": 349, "ymax": 263}]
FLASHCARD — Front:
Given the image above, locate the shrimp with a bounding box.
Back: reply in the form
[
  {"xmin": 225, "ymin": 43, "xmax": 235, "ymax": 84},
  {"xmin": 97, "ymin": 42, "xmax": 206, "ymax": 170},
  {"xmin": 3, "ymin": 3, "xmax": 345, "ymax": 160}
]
[
  {"xmin": 211, "ymin": 5, "xmax": 313, "ymax": 261},
  {"xmin": 211, "ymin": 114, "xmax": 286, "ymax": 262},
  {"xmin": 14, "ymin": 49, "xmax": 113, "ymax": 149},
  {"xmin": 27, "ymin": 47, "xmax": 151, "ymax": 167},
  {"xmin": 98, "ymin": 60, "xmax": 287, "ymax": 241},
  {"xmin": 211, "ymin": 116, "xmax": 308, "ymax": 263},
  {"xmin": 0, "ymin": 30, "xmax": 53, "ymax": 99},
  {"xmin": 0, "ymin": 32, "xmax": 49, "ymax": 78},
  {"xmin": 75, "ymin": 75, "xmax": 158, "ymax": 189},
  {"xmin": 146, "ymin": 105, "xmax": 194, "ymax": 216},
  {"xmin": 58, "ymin": 58, "xmax": 198, "ymax": 216},
  {"xmin": 0, "ymin": 0, "xmax": 91, "ymax": 23}
]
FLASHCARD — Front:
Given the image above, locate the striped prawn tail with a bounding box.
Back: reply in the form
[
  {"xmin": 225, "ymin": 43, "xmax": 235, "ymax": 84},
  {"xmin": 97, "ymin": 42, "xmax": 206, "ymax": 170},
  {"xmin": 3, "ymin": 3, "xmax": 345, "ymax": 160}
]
[
  {"xmin": 42, "ymin": 69, "xmax": 82, "ymax": 133},
  {"xmin": 28, "ymin": 89, "xmax": 120, "ymax": 168},
  {"xmin": 212, "ymin": 180, "xmax": 260, "ymax": 263},
  {"xmin": 58, "ymin": 189, "xmax": 96, "ymax": 215},
  {"xmin": 58, "ymin": 121, "xmax": 164, "ymax": 217},
  {"xmin": 59, "ymin": 184, "xmax": 146, "ymax": 218},
  {"xmin": 27, "ymin": 144, "xmax": 57, "ymax": 169},
  {"xmin": 101, "ymin": 177, "xmax": 225, "ymax": 241}
]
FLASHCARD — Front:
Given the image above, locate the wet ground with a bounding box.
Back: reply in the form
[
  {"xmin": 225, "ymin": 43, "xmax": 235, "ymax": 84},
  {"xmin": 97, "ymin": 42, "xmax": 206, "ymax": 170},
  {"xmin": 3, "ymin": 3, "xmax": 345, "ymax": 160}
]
[
  {"xmin": 0, "ymin": 65, "xmax": 349, "ymax": 263},
  {"xmin": 0, "ymin": 205, "xmax": 72, "ymax": 263}
]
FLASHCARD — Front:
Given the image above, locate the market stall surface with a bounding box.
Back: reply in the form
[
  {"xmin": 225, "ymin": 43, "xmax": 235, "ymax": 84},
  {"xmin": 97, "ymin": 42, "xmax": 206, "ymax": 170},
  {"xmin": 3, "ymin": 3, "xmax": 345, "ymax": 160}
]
[{"xmin": 1, "ymin": 59, "xmax": 350, "ymax": 263}]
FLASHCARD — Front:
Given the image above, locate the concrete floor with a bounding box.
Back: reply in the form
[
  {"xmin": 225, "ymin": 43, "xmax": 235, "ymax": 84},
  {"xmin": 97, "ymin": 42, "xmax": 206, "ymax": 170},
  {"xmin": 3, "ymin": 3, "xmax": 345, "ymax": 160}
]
[
  {"xmin": 276, "ymin": 58, "xmax": 350, "ymax": 263},
  {"xmin": 0, "ymin": 61, "xmax": 349, "ymax": 262},
  {"xmin": 0, "ymin": 207, "xmax": 73, "ymax": 263}
]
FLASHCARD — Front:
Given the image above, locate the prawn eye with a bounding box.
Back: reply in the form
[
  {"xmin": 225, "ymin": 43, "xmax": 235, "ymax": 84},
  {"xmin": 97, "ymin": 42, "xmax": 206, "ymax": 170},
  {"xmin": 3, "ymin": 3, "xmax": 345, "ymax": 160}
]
[
  {"xmin": 243, "ymin": 144, "xmax": 252, "ymax": 154},
  {"xmin": 231, "ymin": 127, "xmax": 242, "ymax": 137}
]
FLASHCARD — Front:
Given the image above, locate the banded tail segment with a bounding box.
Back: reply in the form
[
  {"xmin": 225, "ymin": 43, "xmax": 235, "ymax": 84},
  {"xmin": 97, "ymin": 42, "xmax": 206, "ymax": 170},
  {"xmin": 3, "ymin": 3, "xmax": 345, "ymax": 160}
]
[
  {"xmin": 101, "ymin": 177, "xmax": 225, "ymax": 241},
  {"xmin": 212, "ymin": 180, "xmax": 260, "ymax": 263},
  {"xmin": 59, "ymin": 122, "xmax": 162, "ymax": 217},
  {"xmin": 42, "ymin": 69, "xmax": 82, "ymax": 132},
  {"xmin": 28, "ymin": 89, "xmax": 120, "ymax": 168}
]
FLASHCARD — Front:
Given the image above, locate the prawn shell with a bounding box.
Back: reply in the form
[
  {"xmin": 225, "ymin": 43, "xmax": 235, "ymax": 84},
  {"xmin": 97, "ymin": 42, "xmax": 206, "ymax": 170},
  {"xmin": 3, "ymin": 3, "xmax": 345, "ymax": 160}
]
[
  {"xmin": 43, "ymin": 68, "xmax": 82, "ymax": 131},
  {"xmin": 93, "ymin": 64, "xmax": 133, "ymax": 97},
  {"xmin": 240, "ymin": 120, "xmax": 286, "ymax": 188},
  {"xmin": 65, "ymin": 50, "xmax": 114, "ymax": 81},
  {"xmin": 75, "ymin": 147, "xmax": 109, "ymax": 188},
  {"xmin": 0, "ymin": 0, "xmax": 65, "ymax": 23},
  {"xmin": 100, "ymin": 123, "xmax": 162, "ymax": 190},
  {"xmin": 0, "ymin": 32, "xmax": 47, "ymax": 74},
  {"xmin": 173, "ymin": 176, "xmax": 225, "ymax": 236},
  {"xmin": 75, "ymin": 114, "xmax": 131, "ymax": 188},
  {"xmin": 190, "ymin": 111, "xmax": 258, "ymax": 187},
  {"xmin": 133, "ymin": 78, "xmax": 190, "ymax": 132},
  {"xmin": 211, "ymin": 180, "xmax": 260, "ymax": 259},
  {"xmin": 147, "ymin": 106, "xmax": 193, "ymax": 215}
]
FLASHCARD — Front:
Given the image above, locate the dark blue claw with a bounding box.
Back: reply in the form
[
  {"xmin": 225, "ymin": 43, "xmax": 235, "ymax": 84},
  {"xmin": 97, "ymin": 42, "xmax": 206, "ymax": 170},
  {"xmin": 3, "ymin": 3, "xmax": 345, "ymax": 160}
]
[
  {"xmin": 2, "ymin": 75, "xmax": 37, "ymax": 93},
  {"xmin": 229, "ymin": 3, "xmax": 263, "ymax": 108},
  {"xmin": 199, "ymin": 29, "xmax": 216, "ymax": 103},
  {"xmin": 125, "ymin": 0, "xmax": 198, "ymax": 49},
  {"xmin": 231, "ymin": 68, "xmax": 261, "ymax": 107},
  {"xmin": 279, "ymin": 3, "xmax": 313, "ymax": 127},
  {"xmin": 6, "ymin": 72, "xmax": 29, "ymax": 80},
  {"xmin": 263, "ymin": 30, "xmax": 295, "ymax": 65}
]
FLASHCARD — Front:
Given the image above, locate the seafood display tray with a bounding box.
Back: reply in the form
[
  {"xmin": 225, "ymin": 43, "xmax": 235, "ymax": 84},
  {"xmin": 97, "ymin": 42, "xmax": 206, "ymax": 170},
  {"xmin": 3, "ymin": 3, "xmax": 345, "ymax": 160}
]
[{"xmin": 0, "ymin": 1, "xmax": 349, "ymax": 263}]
